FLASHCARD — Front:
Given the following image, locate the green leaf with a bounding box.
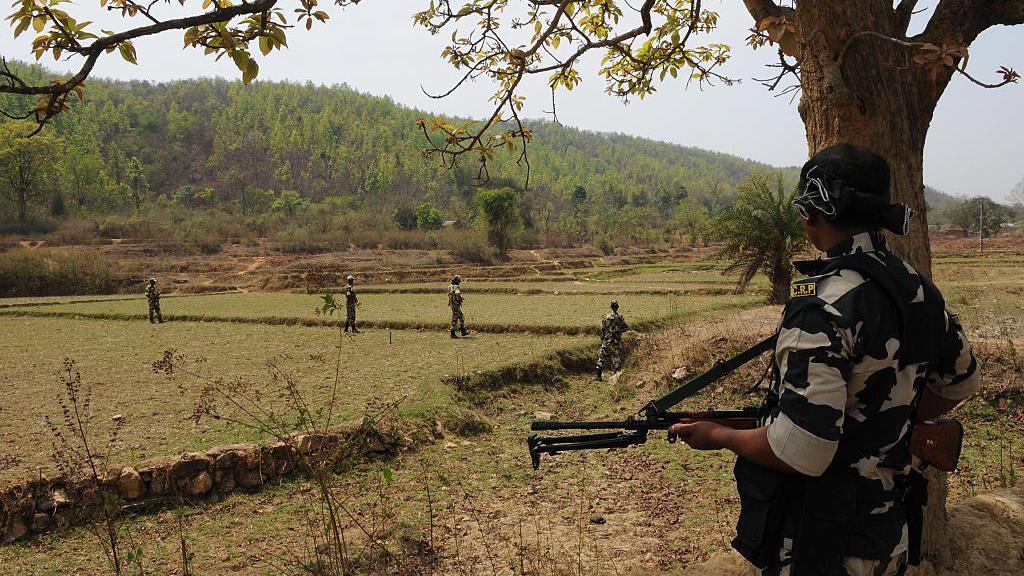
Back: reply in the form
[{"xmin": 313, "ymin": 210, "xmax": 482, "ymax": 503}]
[
  {"xmin": 258, "ymin": 35, "xmax": 271, "ymax": 56},
  {"xmin": 118, "ymin": 42, "xmax": 137, "ymax": 65},
  {"xmin": 242, "ymin": 57, "xmax": 259, "ymax": 84}
]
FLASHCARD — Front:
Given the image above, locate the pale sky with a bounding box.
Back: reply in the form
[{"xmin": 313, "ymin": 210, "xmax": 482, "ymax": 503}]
[{"xmin": 3, "ymin": 1, "xmax": 1022, "ymax": 200}]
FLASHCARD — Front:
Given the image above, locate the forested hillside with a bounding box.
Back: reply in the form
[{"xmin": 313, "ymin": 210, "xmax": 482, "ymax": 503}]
[{"xmin": 0, "ymin": 63, "xmax": 778, "ymax": 252}]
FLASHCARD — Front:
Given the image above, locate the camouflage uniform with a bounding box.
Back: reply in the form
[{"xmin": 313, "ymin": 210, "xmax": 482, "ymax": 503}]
[
  {"xmin": 145, "ymin": 281, "xmax": 162, "ymax": 323},
  {"xmin": 342, "ymin": 278, "xmax": 358, "ymax": 332},
  {"xmin": 745, "ymin": 231, "xmax": 979, "ymax": 576},
  {"xmin": 597, "ymin": 309, "xmax": 629, "ymax": 375},
  {"xmin": 448, "ymin": 282, "xmax": 465, "ymax": 334}
]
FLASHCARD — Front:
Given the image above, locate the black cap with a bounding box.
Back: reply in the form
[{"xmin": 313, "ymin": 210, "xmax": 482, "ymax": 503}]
[
  {"xmin": 795, "ymin": 143, "xmax": 912, "ymax": 235},
  {"xmin": 799, "ymin": 144, "xmax": 891, "ymax": 203}
]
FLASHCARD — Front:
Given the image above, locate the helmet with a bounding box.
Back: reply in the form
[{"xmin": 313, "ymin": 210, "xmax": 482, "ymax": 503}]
[
  {"xmin": 346, "ymin": 275, "xmax": 354, "ymax": 282},
  {"xmin": 452, "ymin": 275, "xmax": 462, "ymax": 284},
  {"xmin": 610, "ymin": 300, "xmax": 619, "ymax": 310},
  {"xmin": 148, "ymin": 278, "xmax": 156, "ymax": 284}
]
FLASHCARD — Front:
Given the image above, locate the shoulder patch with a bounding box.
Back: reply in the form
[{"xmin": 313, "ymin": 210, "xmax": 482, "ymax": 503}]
[{"xmin": 790, "ymin": 281, "xmax": 817, "ymax": 298}]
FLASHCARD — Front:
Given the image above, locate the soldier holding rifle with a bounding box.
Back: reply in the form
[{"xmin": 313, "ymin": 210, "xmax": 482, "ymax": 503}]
[{"xmin": 669, "ymin": 145, "xmax": 980, "ymax": 576}]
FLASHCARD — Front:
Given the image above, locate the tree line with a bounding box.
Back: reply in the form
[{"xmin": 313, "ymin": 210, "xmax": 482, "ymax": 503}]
[{"xmin": 0, "ymin": 62, "xmax": 778, "ymax": 253}]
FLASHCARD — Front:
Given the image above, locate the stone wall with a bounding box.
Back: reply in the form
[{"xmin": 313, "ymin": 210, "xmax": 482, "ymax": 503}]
[{"xmin": 0, "ymin": 420, "xmax": 425, "ymax": 544}]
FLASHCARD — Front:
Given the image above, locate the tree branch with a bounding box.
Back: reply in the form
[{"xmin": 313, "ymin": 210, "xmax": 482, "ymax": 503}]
[
  {"xmin": 740, "ymin": 0, "xmax": 794, "ymax": 23},
  {"xmin": 917, "ymin": 0, "xmax": 1024, "ymax": 46},
  {"xmin": 894, "ymin": 0, "xmax": 919, "ymax": 36},
  {"xmin": 0, "ymin": 0, "xmax": 277, "ymax": 97}
]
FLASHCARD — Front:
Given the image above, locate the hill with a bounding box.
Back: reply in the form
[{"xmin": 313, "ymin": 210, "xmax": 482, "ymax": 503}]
[{"xmin": 0, "ymin": 63, "xmax": 789, "ymax": 248}]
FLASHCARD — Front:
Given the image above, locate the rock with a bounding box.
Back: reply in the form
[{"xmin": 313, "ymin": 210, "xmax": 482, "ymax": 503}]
[
  {"xmin": 217, "ymin": 475, "xmax": 237, "ymax": 494},
  {"xmin": 607, "ymin": 372, "xmax": 620, "ymax": 386},
  {"xmin": 118, "ymin": 468, "xmax": 146, "ymax": 500},
  {"xmin": 680, "ymin": 550, "xmax": 755, "ymax": 576},
  {"xmin": 148, "ymin": 470, "xmax": 172, "ymax": 497},
  {"xmin": 184, "ymin": 472, "xmax": 213, "ymax": 497},
  {"xmin": 237, "ymin": 469, "xmax": 263, "ymax": 489},
  {"xmin": 432, "ymin": 419, "xmax": 446, "ymax": 439},
  {"xmin": 30, "ymin": 513, "xmax": 50, "ymax": 533},
  {"xmin": 51, "ymin": 488, "xmax": 71, "ymax": 507},
  {"xmin": 2, "ymin": 515, "xmax": 28, "ymax": 543},
  {"xmin": 589, "ymin": 514, "xmax": 606, "ymax": 525},
  {"xmin": 948, "ymin": 486, "xmax": 1024, "ymax": 576},
  {"xmin": 171, "ymin": 453, "xmax": 211, "ymax": 478},
  {"xmin": 533, "ymin": 412, "xmax": 554, "ymax": 421},
  {"xmin": 672, "ymin": 367, "xmax": 689, "ymax": 381}
]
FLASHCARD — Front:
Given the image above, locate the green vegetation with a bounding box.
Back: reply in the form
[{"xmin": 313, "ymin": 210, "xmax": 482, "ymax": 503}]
[
  {"xmin": 3, "ymin": 292, "xmax": 758, "ymax": 332},
  {"xmin": 1, "ymin": 64, "xmax": 778, "ymax": 253},
  {"xmin": 476, "ymin": 187, "xmax": 520, "ymax": 256},
  {"xmin": 0, "ymin": 315, "xmax": 590, "ymax": 483},
  {"xmin": 0, "ymin": 248, "xmax": 121, "ymax": 296},
  {"xmin": 709, "ymin": 172, "xmax": 807, "ymax": 304}
]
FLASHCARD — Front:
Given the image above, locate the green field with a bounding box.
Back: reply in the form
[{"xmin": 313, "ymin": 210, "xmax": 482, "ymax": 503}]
[
  {"xmin": 1, "ymin": 291, "xmax": 759, "ymax": 332},
  {"xmin": 0, "ymin": 315, "xmax": 591, "ymax": 482}
]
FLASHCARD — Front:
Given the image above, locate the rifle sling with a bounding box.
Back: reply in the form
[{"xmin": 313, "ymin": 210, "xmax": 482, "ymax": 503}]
[{"xmin": 645, "ymin": 334, "xmax": 777, "ymax": 415}]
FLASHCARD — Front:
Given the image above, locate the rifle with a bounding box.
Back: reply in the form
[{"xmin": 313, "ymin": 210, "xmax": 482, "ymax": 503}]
[{"xmin": 528, "ymin": 335, "xmax": 964, "ymax": 472}]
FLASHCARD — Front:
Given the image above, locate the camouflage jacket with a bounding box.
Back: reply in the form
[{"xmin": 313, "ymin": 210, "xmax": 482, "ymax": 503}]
[
  {"xmin": 448, "ymin": 284, "xmax": 463, "ymax": 309},
  {"xmin": 345, "ymin": 285, "xmax": 357, "ymax": 307},
  {"xmin": 600, "ymin": 312, "xmax": 628, "ymax": 343},
  {"xmin": 763, "ymin": 231, "xmax": 979, "ymax": 556},
  {"xmin": 145, "ymin": 284, "xmax": 160, "ymax": 304}
]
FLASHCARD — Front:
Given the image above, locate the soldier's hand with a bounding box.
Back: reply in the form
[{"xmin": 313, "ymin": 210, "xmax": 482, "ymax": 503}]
[{"xmin": 668, "ymin": 421, "xmax": 729, "ymax": 451}]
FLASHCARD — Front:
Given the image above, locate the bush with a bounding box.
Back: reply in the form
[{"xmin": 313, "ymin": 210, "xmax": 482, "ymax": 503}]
[
  {"xmin": 45, "ymin": 219, "xmax": 101, "ymax": 246},
  {"xmin": 278, "ymin": 224, "xmax": 331, "ymax": 253},
  {"xmin": 435, "ymin": 228, "xmax": 495, "ymax": 263},
  {"xmin": 0, "ymin": 248, "xmax": 121, "ymax": 296},
  {"xmin": 595, "ymin": 235, "xmax": 615, "ymax": 255}
]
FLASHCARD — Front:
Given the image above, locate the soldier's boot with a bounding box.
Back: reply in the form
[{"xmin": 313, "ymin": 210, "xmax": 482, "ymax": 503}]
[
  {"xmin": 149, "ymin": 310, "xmax": 155, "ymax": 324},
  {"xmin": 595, "ymin": 368, "xmax": 603, "ymax": 381},
  {"xmin": 351, "ymin": 322, "xmax": 360, "ymax": 334},
  {"xmin": 450, "ymin": 329, "xmax": 458, "ymax": 339},
  {"xmin": 343, "ymin": 320, "xmax": 350, "ymax": 333},
  {"xmin": 461, "ymin": 327, "xmax": 469, "ymax": 337},
  {"xmin": 157, "ymin": 312, "xmax": 163, "ymax": 323}
]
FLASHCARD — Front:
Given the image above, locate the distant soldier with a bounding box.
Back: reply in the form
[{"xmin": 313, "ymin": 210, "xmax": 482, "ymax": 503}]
[
  {"xmin": 448, "ymin": 275, "xmax": 468, "ymax": 339},
  {"xmin": 596, "ymin": 300, "xmax": 628, "ymax": 380},
  {"xmin": 343, "ymin": 275, "xmax": 360, "ymax": 333},
  {"xmin": 145, "ymin": 278, "xmax": 163, "ymax": 324}
]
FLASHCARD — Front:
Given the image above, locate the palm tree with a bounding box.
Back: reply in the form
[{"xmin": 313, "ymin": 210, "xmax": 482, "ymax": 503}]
[{"xmin": 710, "ymin": 171, "xmax": 807, "ymax": 304}]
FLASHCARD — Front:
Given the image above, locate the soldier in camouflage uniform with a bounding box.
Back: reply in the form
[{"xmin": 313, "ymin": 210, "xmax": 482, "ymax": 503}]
[
  {"xmin": 448, "ymin": 275, "xmax": 468, "ymax": 339},
  {"xmin": 145, "ymin": 278, "xmax": 163, "ymax": 324},
  {"xmin": 343, "ymin": 275, "xmax": 360, "ymax": 333},
  {"xmin": 669, "ymin": 144, "xmax": 979, "ymax": 576},
  {"xmin": 596, "ymin": 300, "xmax": 628, "ymax": 381}
]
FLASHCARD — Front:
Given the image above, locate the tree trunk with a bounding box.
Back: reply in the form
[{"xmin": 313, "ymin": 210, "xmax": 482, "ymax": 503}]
[
  {"xmin": 17, "ymin": 188, "xmax": 27, "ymax": 223},
  {"xmin": 769, "ymin": 256, "xmax": 792, "ymax": 305},
  {"xmin": 795, "ymin": 3, "xmax": 953, "ymax": 569}
]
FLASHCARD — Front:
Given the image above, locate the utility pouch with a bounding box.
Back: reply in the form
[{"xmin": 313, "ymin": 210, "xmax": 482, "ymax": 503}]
[
  {"xmin": 905, "ymin": 470, "xmax": 929, "ymax": 565},
  {"xmin": 790, "ymin": 472, "xmax": 857, "ymax": 576},
  {"xmin": 732, "ymin": 457, "xmax": 790, "ymax": 568}
]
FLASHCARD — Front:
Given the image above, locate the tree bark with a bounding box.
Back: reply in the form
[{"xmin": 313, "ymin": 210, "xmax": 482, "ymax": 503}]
[{"xmin": 793, "ymin": 2, "xmax": 953, "ymax": 568}]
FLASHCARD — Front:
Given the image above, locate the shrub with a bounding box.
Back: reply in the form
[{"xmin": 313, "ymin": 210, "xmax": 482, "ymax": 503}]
[
  {"xmin": 278, "ymin": 224, "xmax": 331, "ymax": 253},
  {"xmin": 45, "ymin": 219, "xmax": 101, "ymax": 246},
  {"xmin": 0, "ymin": 248, "xmax": 121, "ymax": 296},
  {"xmin": 595, "ymin": 234, "xmax": 615, "ymax": 255},
  {"xmin": 416, "ymin": 202, "xmax": 444, "ymax": 231},
  {"xmin": 435, "ymin": 228, "xmax": 495, "ymax": 263}
]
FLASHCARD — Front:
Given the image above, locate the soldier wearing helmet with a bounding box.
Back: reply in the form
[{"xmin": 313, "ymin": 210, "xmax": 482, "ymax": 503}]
[
  {"xmin": 668, "ymin": 144, "xmax": 979, "ymax": 576},
  {"xmin": 596, "ymin": 299, "xmax": 628, "ymax": 380},
  {"xmin": 343, "ymin": 275, "xmax": 359, "ymax": 333},
  {"xmin": 448, "ymin": 275, "xmax": 467, "ymax": 338},
  {"xmin": 145, "ymin": 277, "xmax": 163, "ymax": 324}
]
